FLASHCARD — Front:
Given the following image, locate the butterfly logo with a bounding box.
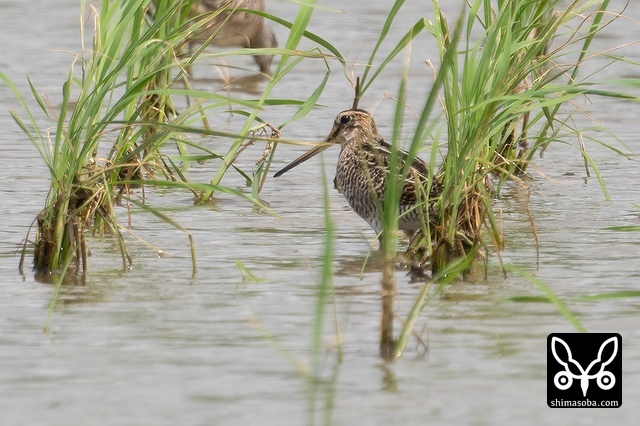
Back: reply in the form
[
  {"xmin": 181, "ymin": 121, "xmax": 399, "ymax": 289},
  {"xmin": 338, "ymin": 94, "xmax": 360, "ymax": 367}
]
[{"xmin": 551, "ymin": 336, "xmax": 618, "ymax": 397}]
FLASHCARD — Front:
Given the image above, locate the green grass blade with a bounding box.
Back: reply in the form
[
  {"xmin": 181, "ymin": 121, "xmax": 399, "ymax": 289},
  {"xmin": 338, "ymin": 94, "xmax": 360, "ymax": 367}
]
[{"xmin": 507, "ymin": 266, "xmax": 586, "ymax": 332}]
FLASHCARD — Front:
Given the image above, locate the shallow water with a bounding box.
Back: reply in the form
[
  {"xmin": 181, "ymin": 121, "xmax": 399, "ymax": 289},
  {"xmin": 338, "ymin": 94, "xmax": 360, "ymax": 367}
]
[{"xmin": 1, "ymin": 0, "xmax": 640, "ymax": 425}]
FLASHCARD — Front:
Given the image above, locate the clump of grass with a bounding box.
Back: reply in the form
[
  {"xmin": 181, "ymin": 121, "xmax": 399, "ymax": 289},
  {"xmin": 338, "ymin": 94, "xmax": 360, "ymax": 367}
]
[
  {"xmin": 5, "ymin": 0, "xmax": 203, "ymax": 279},
  {"xmin": 404, "ymin": 0, "xmax": 638, "ymax": 278},
  {"xmin": 6, "ymin": 0, "xmax": 255, "ymax": 280},
  {"xmin": 336, "ymin": 0, "xmax": 639, "ymax": 357},
  {"xmin": 4, "ymin": 0, "xmax": 343, "ymax": 286},
  {"xmin": 390, "ymin": 0, "xmax": 640, "ymax": 356}
]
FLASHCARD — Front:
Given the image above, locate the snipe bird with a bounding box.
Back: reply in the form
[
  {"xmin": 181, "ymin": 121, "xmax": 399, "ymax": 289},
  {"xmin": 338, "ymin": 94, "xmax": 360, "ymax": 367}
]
[
  {"xmin": 187, "ymin": 0, "xmax": 278, "ymax": 74},
  {"xmin": 274, "ymin": 109, "xmax": 441, "ymax": 235}
]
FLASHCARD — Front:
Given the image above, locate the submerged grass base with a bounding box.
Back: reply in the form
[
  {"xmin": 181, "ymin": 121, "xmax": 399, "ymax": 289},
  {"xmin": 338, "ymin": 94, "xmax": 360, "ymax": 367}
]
[
  {"xmin": 404, "ymin": 186, "xmax": 486, "ymax": 279},
  {"xmin": 31, "ymin": 163, "xmax": 122, "ymax": 278}
]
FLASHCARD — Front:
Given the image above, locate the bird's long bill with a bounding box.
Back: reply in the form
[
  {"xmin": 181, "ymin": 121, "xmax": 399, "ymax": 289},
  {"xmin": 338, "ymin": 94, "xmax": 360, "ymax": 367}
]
[{"xmin": 273, "ymin": 142, "xmax": 333, "ymax": 177}]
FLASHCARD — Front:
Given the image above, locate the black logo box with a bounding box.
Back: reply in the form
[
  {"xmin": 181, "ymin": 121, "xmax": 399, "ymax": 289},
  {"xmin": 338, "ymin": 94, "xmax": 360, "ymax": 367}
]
[{"xmin": 547, "ymin": 333, "xmax": 621, "ymax": 408}]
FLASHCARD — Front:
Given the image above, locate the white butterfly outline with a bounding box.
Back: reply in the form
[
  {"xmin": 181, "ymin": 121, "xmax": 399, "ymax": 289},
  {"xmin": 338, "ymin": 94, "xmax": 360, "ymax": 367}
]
[{"xmin": 551, "ymin": 336, "xmax": 618, "ymax": 397}]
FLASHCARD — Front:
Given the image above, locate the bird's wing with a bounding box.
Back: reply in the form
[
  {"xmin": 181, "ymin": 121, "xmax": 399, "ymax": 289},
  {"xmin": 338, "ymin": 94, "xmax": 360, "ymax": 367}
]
[{"xmin": 367, "ymin": 140, "xmax": 441, "ymax": 204}]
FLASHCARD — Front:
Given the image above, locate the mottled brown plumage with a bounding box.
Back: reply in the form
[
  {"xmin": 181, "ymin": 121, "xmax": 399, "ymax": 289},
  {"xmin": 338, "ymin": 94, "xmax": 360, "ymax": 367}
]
[
  {"xmin": 275, "ymin": 109, "xmax": 441, "ymax": 234},
  {"xmin": 188, "ymin": 0, "xmax": 278, "ymax": 74}
]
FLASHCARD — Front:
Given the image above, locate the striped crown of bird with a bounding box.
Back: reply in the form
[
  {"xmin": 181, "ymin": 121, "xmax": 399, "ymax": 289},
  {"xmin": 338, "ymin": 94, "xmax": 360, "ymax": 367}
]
[
  {"xmin": 274, "ymin": 109, "xmax": 442, "ymax": 235},
  {"xmin": 187, "ymin": 0, "xmax": 278, "ymax": 74}
]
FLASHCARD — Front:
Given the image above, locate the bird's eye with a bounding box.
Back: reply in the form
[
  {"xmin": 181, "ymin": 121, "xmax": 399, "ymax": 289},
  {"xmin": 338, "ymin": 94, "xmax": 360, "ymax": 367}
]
[{"xmin": 340, "ymin": 114, "xmax": 351, "ymax": 125}]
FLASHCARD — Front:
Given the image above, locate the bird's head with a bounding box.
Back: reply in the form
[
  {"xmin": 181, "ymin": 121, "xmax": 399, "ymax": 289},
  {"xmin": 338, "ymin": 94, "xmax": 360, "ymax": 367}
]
[{"xmin": 274, "ymin": 109, "xmax": 380, "ymax": 177}]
